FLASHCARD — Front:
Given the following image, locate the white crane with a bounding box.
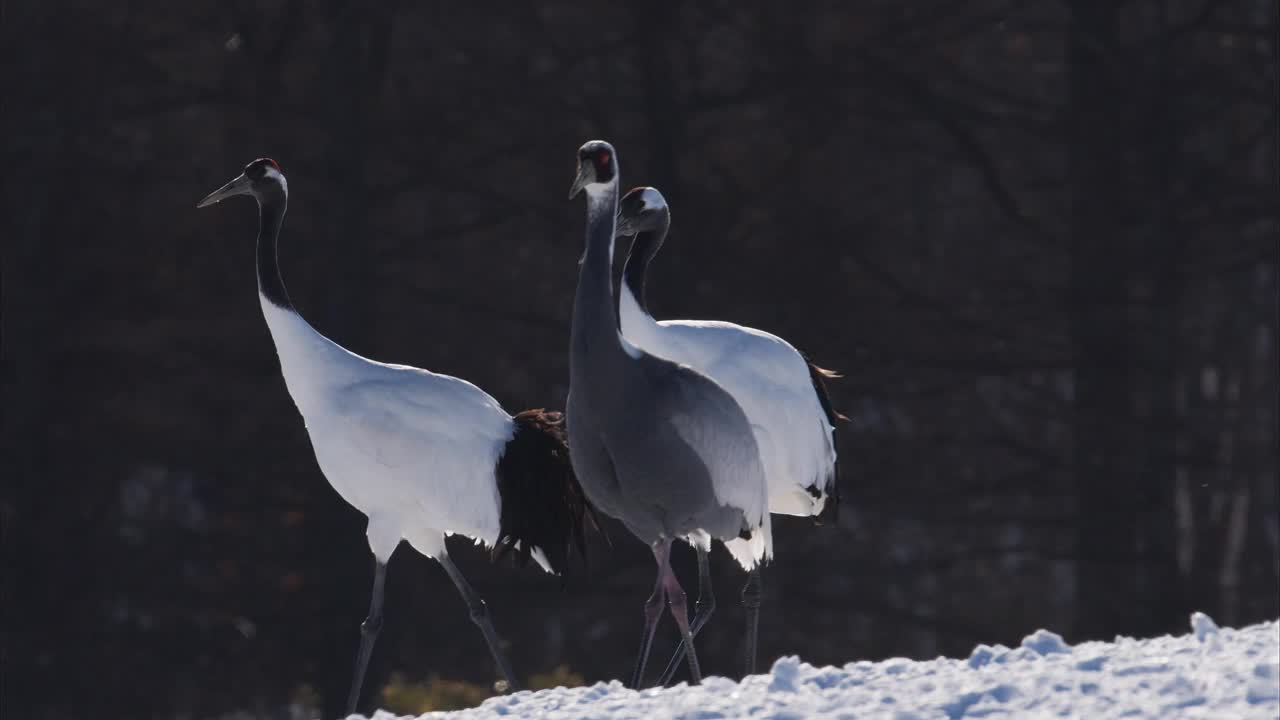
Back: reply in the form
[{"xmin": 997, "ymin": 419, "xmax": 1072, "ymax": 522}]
[
  {"xmin": 615, "ymin": 186, "xmax": 844, "ymax": 683},
  {"xmin": 197, "ymin": 158, "xmax": 594, "ymax": 715}
]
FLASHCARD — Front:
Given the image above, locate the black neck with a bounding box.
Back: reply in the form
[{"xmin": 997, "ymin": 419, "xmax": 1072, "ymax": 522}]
[
  {"xmin": 570, "ymin": 187, "xmax": 626, "ymax": 377},
  {"xmin": 620, "ymin": 221, "xmax": 668, "ymax": 317},
  {"xmin": 255, "ymin": 188, "xmax": 292, "ymax": 309}
]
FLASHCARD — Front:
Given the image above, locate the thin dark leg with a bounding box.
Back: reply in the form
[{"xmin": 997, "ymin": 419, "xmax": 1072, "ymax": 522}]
[
  {"xmin": 347, "ymin": 560, "xmax": 387, "ymax": 716},
  {"xmin": 661, "ymin": 546, "xmax": 702, "ymax": 685},
  {"xmin": 439, "ymin": 555, "xmax": 521, "ymax": 691},
  {"xmin": 629, "ymin": 542, "xmax": 670, "ymax": 689},
  {"xmin": 657, "ymin": 546, "xmax": 715, "ymax": 686},
  {"xmin": 741, "ymin": 567, "xmax": 763, "ymax": 678}
]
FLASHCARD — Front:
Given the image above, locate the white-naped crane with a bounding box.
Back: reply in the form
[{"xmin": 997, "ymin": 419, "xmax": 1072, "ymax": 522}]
[
  {"xmin": 565, "ymin": 142, "xmax": 771, "ymax": 689},
  {"xmin": 197, "ymin": 158, "xmax": 595, "ymax": 715},
  {"xmin": 615, "ymin": 186, "xmax": 844, "ymax": 684}
]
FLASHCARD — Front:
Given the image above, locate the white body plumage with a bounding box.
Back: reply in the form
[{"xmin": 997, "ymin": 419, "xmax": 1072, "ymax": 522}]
[
  {"xmin": 197, "ymin": 157, "xmax": 581, "ymax": 707},
  {"xmin": 617, "ymin": 265, "xmax": 838, "ymax": 527},
  {"xmin": 260, "ymin": 301, "xmax": 537, "ymax": 566}
]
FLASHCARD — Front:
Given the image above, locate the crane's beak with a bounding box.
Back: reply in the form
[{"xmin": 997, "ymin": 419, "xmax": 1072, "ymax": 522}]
[
  {"xmin": 568, "ymin": 163, "xmax": 592, "ymax": 199},
  {"xmin": 197, "ymin": 173, "xmax": 252, "ymax": 208}
]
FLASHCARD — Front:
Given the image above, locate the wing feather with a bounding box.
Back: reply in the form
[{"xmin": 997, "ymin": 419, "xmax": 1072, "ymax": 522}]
[
  {"xmin": 625, "ymin": 315, "xmax": 839, "ymax": 517},
  {"xmin": 317, "ymin": 364, "xmax": 513, "ymax": 541},
  {"xmin": 658, "ymin": 364, "xmax": 769, "ymax": 536}
]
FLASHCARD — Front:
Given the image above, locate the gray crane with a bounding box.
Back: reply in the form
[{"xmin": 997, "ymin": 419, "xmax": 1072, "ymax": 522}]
[{"xmin": 565, "ymin": 141, "xmax": 771, "ymax": 688}]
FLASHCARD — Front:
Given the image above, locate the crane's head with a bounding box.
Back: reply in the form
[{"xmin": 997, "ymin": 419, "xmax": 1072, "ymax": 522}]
[
  {"xmin": 197, "ymin": 158, "xmax": 287, "ymax": 208},
  {"xmin": 616, "ymin": 187, "xmax": 669, "ymax": 237},
  {"xmin": 568, "ymin": 140, "xmax": 617, "ymax": 199}
]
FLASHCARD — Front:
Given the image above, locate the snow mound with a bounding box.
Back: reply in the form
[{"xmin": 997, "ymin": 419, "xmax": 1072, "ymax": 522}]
[
  {"xmin": 1191, "ymin": 611, "xmax": 1220, "ymax": 642},
  {"xmin": 359, "ymin": 615, "xmax": 1279, "ymax": 720}
]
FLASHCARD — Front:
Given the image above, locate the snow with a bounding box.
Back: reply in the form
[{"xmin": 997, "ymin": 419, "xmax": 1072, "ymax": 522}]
[
  {"xmin": 356, "ymin": 615, "xmax": 1280, "ymax": 720},
  {"xmin": 1019, "ymin": 628, "xmax": 1071, "ymax": 656},
  {"xmin": 1191, "ymin": 611, "xmax": 1220, "ymax": 642}
]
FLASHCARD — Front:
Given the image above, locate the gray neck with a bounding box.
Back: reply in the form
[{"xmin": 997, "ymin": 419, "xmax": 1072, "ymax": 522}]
[{"xmin": 570, "ymin": 186, "xmax": 628, "ymax": 382}]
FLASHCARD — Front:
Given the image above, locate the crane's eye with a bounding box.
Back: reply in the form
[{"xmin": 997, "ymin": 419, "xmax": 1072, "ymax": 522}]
[{"xmin": 597, "ymin": 151, "xmax": 611, "ymax": 167}]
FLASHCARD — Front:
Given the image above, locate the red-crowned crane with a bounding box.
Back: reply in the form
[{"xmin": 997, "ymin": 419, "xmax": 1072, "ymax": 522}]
[
  {"xmin": 615, "ymin": 186, "xmax": 843, "ymax": 684},
  {"xmin": 197, "ymin": 158, "xmax": 594, "ymax": 714}
]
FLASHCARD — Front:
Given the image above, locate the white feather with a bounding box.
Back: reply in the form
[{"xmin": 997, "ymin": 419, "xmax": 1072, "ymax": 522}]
[
  {"xmin": 722, "ymin": 520, "xmax": 771, "ymax": 571},
  {"xmin": 638, "ymin": 187, "xmax": 663, "ymax": 211},
  {"xmin": 260, "ymin": 299, "xmax": 514, "ymax": 563},
  {"xmin": 619, "ymin": 285, "xmax": 838, "ymax": 521},
  {"xmin": 620, "ymin": 334, "xmax": 643, "ymax": 359},
  {"xmin": 263, "ymin": 166, "xmax": 288, "ymax": 193}
]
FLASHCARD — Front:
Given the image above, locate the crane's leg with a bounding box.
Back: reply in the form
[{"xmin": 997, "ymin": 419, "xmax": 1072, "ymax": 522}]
[
  {"xmin": 657, "ymin": 545, "xmax": 715, "ymax": 686},
  {"xmin": 659, "ymin": 542, "xmax": 703, "ymax": 686},
  {"xmin": 347, "ymin": 560, "xmax": 387, "ymax": 716},
  {"xmin": 439, "ymin": 555, "xmax": 521, "ymax": 691},
  {"xmin": 741, "ymin": 567, "xmax": 763, "ymax": 677},
  {"xmin": 629, "ymin": 540, "xmax": 670, "ymax": 689}
]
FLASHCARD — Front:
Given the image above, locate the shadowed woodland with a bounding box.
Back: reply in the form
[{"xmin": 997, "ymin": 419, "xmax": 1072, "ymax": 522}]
[{"xmin": 1, "ymin": 1, "xmax": 1277, "ymax": 718}]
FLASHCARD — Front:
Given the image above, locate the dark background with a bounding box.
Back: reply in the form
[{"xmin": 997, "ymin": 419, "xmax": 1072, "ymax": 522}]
[{"xmin": 2, "ymin": 1, "xmax": 1277, "ymax": 718}]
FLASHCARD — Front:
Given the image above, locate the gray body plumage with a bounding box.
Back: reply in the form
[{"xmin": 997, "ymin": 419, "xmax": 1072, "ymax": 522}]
[
  {"xmin": 565, "ymin": 140, "xmax": 767, "ymax": 688},
  {"xmin": 567, "ymin": 350, "xmax": 758, "ymax": 545},
  {"xmin": 566, "ymin": 156, "xmax": 768, "ymax": 557}
]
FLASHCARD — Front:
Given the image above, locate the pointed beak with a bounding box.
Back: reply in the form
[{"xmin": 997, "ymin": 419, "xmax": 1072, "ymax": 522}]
[
  {"xmin": 568, "ymin": 163, "xmax": 592, "ymax": 199},
  {"xmin": 197, "ymin": 173, "xmax": 251, "ymax": 208}
]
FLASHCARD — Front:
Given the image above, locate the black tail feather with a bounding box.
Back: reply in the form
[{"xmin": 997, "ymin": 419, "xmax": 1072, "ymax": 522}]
[
  {"xmin": 493, "ymin": 409, "xmax": 599, "ymax": 575},
  {"xmin": 803, "ymin": 354, "xmax": 847, "ymax": 525}
]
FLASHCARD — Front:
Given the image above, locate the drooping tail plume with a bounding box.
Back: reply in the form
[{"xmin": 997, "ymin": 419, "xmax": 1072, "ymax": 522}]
[
  {"xmin": 804, "ymin": 355, "xmax": 847, "ymax": 524},
  {"xmin": 494, "ymin": 409, "xmax": 599, "ymax": 574}
]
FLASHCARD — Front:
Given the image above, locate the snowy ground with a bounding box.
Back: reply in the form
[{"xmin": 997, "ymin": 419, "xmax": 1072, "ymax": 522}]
[{"xmin": 356, "ymin": 614, "xmax": 1279, "ymax": 720}]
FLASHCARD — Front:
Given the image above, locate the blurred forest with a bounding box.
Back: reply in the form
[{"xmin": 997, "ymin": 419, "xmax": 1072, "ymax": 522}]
[{"xmin": 2, "ymin": 0, "xmax": 1277, "ymax": 718}]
